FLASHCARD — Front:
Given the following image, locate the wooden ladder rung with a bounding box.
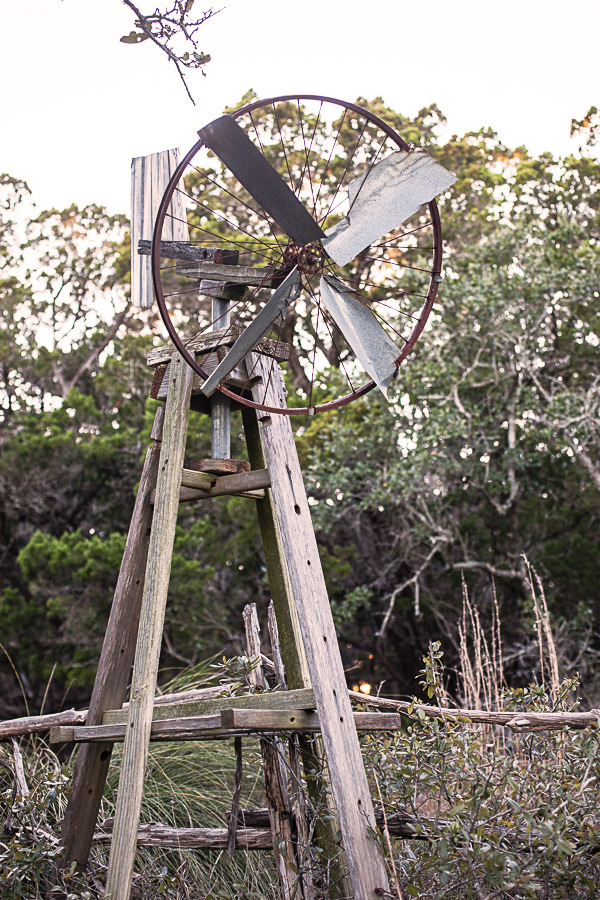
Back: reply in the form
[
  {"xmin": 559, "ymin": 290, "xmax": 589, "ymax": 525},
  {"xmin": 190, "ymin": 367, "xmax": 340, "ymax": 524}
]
[{"xmin": 150, "ymin": 468, "xmax": 271, "ymax": 505}]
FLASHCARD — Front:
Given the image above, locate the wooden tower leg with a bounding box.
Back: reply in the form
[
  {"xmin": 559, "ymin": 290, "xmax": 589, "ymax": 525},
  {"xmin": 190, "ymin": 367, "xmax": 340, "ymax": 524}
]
[
  {"xmin": 243, "ymin": 604, "xmax": 303, "ymax": 900},
  {"xmin": 242, "ymin": 406, "xmax": 354, "ymax": 899},
  {"xmin": 247, "ymin": 354, "xmax": 390, "ymax": 900},
  {"xmin": 104, "ymin": 355, "xmax": 194, "ymax": 900},
  {"xmin": 60, "ymin": 405, "xmax": 165, "ymax": 870}
]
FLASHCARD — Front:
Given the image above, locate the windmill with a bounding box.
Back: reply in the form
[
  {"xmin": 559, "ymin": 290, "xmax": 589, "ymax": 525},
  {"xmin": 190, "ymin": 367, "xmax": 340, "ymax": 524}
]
[
  {"xmin": 60, "ymin": 95, "xmax": 457, "ymax": 900},
  {"xmin": 151, "ymin": 94, "xmax": 456, "ymax": 420}
]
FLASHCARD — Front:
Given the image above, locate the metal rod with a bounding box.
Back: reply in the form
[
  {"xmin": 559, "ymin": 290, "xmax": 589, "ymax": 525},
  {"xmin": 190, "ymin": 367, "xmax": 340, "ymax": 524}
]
[{"xmin": 210, "ymin": 293, "xmax": 231, "ymax": 459}]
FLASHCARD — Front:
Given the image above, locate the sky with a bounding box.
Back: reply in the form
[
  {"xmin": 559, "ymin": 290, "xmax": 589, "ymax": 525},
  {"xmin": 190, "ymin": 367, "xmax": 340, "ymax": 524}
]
[{"xmin": 1, "ymin": 0, "xmax": 598, "ymax": 216}]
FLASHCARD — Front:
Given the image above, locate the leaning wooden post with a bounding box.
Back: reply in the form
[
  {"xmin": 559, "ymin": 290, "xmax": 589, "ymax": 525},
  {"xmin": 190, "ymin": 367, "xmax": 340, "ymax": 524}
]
[
  {"xmin": 242, "ymin": 405, "xmax": 353, "ymax": 899},
  {"xmin": 104, "ymin": 354, "xmax": 193, "ymax": 900},
  {"xmin": 244, "ymin": 358, "xmax": 390, "ymax": 900},
  {"xmin": 60, "ymin": 404, "xmax": 164, "ymax": 870}
]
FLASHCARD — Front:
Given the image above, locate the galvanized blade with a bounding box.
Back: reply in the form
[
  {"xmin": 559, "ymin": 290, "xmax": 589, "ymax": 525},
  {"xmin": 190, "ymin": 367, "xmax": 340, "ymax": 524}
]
[
  {"xmin": 319, "ymin": 275, "xmax": 400, "ymax": 398},
  {"xmin": 322, "ymin": 150, "xmax": 457, "ymax": 267},
  {"xmin": 199, "ymin": 116, "xmax": 325, "ymax": 246},
  {"xmin": 201, "ymin": 268, "xmax": 302, "ymax": 397}
]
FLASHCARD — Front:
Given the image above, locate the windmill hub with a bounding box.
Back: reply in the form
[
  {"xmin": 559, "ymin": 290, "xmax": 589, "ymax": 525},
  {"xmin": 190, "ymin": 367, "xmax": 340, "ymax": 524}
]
[{"xmin": 282, "ymin": 240, "xmax": 325, "ymax": 278}]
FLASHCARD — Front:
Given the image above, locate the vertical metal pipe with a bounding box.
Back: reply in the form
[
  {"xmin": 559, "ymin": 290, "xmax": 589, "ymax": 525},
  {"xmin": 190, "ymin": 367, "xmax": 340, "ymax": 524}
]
[{"xmin": 211, "ymin": 294, "xmax": 231, "ymax": 459}]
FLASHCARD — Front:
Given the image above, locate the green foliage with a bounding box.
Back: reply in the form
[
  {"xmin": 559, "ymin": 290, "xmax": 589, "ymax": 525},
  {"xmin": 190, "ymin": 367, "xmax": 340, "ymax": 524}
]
[
  {"xmin": 0, "ymin": 741, "xmax": 92, "ymax": 899},
  {"xmin": 299, "ymin": 201, "xmax": 600, "ymax": 690},
  {"xmin": 0, "ymin": 728, "xmax": 275, "ymax": 900},
  {"xmin": 366, "ymin": 666, "xmax": 600, "ymax": 899}
]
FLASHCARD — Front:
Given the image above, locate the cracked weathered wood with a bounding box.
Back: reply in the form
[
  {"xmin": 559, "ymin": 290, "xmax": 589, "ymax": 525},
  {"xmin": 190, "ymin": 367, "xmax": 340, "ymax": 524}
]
[
  {"xmin": 0, "ymin": 708, "xmax": 87, "ymax": 739},
  {"xmin": 104, "ymin": 354, "xmax": 193, "ymax": 900},
  {"xmin": 93, "ymin": 808, "xmax": 432, "ymax": 850},
  {"xmin": 138, "ymin": 239, "xmax": 239, "ymax": 265},
  {"xmin": 95, "ymin": 822, "xmax": 272, "ymax": 850}
]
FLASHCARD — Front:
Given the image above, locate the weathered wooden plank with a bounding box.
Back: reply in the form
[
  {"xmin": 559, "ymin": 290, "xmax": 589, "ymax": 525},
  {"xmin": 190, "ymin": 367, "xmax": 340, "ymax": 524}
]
[
  {"xmin": 51, "ymin": 709, "xmax": 406, "ymax": 744},
  {"xmin": 248, "ymin": 354, "xmax": 389, "ymax": 900},
  {"xmin": 156, "ymin": 354, "xmax": 249, "ymax": 398},
  {"xmin": 138, "ymin": 240, "xmax": 239, "ymax": 265},
  {"xmin": 208, "ymin": 468, "xmax": 271, "ymax": 496},
  {"xmin": 60, "ymin": 405, "xmax": 165, "ymax": 872},
  {"xmin": 131, "ymin": 150, "xmax": 188, "ymax": 308},
  {"xmin": 104, "ymin": 354, "xmax": 194, "ymax": 900},
  {"xmin": 223, "ymin": 709, "xmax": 405, "ymax": 731},
  {"xmin": 95, "ymin": 823, "xmax": 272, "ymax": 850},
  {"xmin": 147, "ymin": 329, "xmax": 290, "ymax": 367},
  {"xmin": 52, "ymin": 714, "xmax": 223, "ymax": 744},
  {"xmin": 153, "ymin": 468, "xmax": 271, "ymax": 504},
  {"xmin": 0, "ymin": 708, "xmax": 86, "ymax": 739},
  {"xmin": 103, "ymin": 687, "xmax": 316, "ymax": 726},
  {"xmin": 177, "ymin": 260, "xmax": 277, "ymax": 285},
  {"xmin": 188, "ymin": 458, "xmax": 251, "ymax": 476},
  {"xmin": 148, "ymin": 326, "xmax": 242, "ymax": 365},
  {"xmin": 181, "ymin": 468, "xmax": 213, "ymax": 491},
  {"xmin": 222, "ymin": 708, "xmax": 319, "ymax": 730},
  {"xmin": 241, "ymin": 409, "xmax": 310, "ymax": 691}
]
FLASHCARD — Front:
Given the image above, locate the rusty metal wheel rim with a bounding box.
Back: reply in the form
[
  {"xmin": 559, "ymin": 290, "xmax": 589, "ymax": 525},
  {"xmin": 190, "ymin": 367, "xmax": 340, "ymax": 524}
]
[{"xmin": 152, "ymin": 94, "xmax": 443, "ymax": 415}]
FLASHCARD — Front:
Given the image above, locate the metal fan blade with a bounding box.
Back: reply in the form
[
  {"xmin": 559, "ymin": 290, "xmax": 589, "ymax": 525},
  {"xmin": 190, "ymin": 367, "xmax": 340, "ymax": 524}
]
[
  {"xmin": 199, "ymin": 116, "xmax": 325, "ymax": 246},
  {"xmin": 319, "ymin": 275, "xmax": 400, "ymax": 398},
  {"xmin": 201, "ymin": 268, "xmax": 302, "ymax": 397},
  {"xmin": 322, "ymin": 150, "xmax": 457, "ymax": 266}
]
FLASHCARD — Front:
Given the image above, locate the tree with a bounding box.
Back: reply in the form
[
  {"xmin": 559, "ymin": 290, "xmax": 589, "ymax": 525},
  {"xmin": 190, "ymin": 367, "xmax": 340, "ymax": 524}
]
[
  {"xmin": 0, "ymin": 174, "xmax": 263, "ymax": 713},
  {"xmin": 299, "ymin": 164, "xmax": 600, "ymax": 693}
]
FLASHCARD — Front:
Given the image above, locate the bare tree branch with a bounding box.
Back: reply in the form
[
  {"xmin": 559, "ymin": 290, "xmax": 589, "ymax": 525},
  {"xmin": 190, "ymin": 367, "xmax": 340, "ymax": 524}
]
[{"xmin": 121, "ymin": 1, "xmax": 221, "ymax": 105}]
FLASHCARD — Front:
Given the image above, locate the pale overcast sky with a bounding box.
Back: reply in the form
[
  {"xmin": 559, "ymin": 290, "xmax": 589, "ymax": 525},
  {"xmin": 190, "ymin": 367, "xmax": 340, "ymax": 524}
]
[{"xmin": 1, "ymin": 0, "xmax": 598, "ymax": 215}]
